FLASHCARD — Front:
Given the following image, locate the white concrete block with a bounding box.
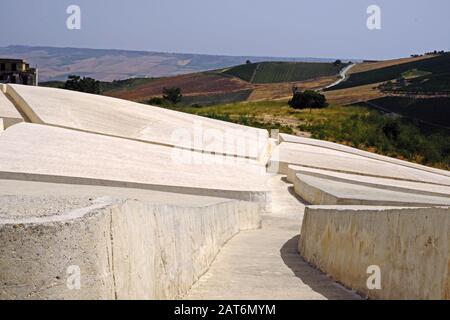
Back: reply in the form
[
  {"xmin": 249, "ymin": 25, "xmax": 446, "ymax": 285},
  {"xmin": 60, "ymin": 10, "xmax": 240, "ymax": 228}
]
[
  {"xmin": 0, "ymin": 194, "xmax": 260, "ymax": 299},
  {"xmin": 292, "ymin": 172, "xmax": 450, "ymax": 206},
  {"xmin": 6, "ymin": 84, "xmax": 269, "ymax": 160},
  {"xmin": 287, "ymin": 165, "xmax": 450, "ymax": 198},
  {"xmin": 299, "ymin": 205, "xmax": 450, "ymax": 299}
]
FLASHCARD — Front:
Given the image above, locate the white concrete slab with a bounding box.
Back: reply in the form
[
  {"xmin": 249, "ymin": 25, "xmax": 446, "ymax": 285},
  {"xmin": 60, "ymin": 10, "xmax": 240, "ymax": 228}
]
[
  {"xmin": 292, "ymin": 173, "xmax": 450, "ymax": 206},
  {"xmin": 271, "ymin": 142, "xmax": 450, "ymax": 186},
  {"xmin": 279, "ymin": 133, "xmax": 450, "ymax": 178},
  {"xmin": 6, "ymin": 84, "xmax": 269, "ymax": 160},
  {"xmin": 0, "ymin": 123, "xmax": 270, "ymax": 207},
  {"xmin": 287, "ymin": 165, "xmax": 450, "ymax": 198}
]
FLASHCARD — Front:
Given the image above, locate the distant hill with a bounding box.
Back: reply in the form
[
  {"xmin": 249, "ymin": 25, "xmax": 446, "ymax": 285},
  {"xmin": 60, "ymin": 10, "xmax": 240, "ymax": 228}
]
[
  {"xmin": 0, "ymin": 45, "xmax": 340, "ymax": 82},
  {"xmin": 324, "ymin": 53, "xmax": 450, "ymax": 128}
]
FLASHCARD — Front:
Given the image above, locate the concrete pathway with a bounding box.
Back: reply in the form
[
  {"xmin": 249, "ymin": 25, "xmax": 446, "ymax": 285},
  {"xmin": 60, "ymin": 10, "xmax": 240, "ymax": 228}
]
[{"xmin": 185, "ymin": 175, "xmax": 361, "ymax": 300}]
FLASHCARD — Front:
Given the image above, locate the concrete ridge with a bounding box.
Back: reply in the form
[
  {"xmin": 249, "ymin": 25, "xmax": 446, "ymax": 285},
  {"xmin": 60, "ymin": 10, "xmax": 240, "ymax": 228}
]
[
  {"xmin": 279, "ymin": 133, "xmax": 450, "ymax": 178},
  {"xmin": 287, "ymin": 164, "xmax": 450, "ymax": 198},
  {"xmin": 0, "ymin": 171, "xmax": 270, "ymax": 210},
  {"xmin": 292, "ymin": 172, "xmax": 450, "ymax": 206},
  {"xmin": 0, "ymin": 196, "xmax": 118, "ymax": 225},
  {"xmin": 0, "ymin": 90, "xmax": 24, "ymax": 130},
  {"xmin": 273, "ymin": 142, "xmax": 450, "ymax": 187}
]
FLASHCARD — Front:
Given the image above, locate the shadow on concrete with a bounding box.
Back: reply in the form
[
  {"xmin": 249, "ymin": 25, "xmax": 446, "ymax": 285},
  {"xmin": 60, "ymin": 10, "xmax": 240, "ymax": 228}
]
[
  {"xmin": 280, "ymin": 235, "xmax": 360, "ymax": 300},
  {"xmin": 280, "ymin": 176, "xmax": 311, "ymax": 206}
]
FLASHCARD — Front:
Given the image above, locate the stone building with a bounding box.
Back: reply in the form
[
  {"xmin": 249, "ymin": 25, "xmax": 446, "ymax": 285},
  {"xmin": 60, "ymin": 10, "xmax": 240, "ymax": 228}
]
[{"xmin": 0, "ymin": 58, "xmax": 38, "ymax": 85}]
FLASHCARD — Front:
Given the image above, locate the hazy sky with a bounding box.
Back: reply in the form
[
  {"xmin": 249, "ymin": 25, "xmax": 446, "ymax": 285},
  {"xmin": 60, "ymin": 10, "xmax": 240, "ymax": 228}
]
[{"xmin": 1, "ymin": 0, "xmax": 449, "ymax": 60}]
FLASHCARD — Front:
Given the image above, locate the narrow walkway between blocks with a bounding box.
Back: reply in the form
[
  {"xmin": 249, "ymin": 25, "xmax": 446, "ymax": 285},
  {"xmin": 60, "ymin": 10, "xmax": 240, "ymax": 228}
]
[{"xmin": 185, "ymin": 174, "xmax": 361, "ymax": 300}]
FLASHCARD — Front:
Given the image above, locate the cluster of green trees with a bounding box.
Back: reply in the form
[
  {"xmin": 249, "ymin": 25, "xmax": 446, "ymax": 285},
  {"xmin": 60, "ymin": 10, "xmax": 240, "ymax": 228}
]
[
  {"xmin": 63, "ymin": 75, "xmax": 102, "ymax": 94},
  {"xmin": 146, "ymin": 87, "xmax": 183, "ymax": 106}
]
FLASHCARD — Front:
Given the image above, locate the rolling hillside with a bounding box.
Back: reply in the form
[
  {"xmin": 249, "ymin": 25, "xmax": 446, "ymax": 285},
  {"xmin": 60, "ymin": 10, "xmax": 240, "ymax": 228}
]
[
  {"xmin": 0, "ymin": 45, "xmax": 336, "ymax": 82},
  {"xmin": 323, "ymin": 52, "xmax": 450, "ymax": 130},
  {"xmin": 89, "ymin": 61, "xmax": 346, "ymax": 105},
  {"xmin": 327, "ymin": 53, "xmax": 450, "ymax": 91}
]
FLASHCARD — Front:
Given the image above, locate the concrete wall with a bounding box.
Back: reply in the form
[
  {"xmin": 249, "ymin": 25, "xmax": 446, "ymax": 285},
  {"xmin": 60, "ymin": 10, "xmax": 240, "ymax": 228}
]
[
  {"xmin": 299, "ymin": 206, "xmax": 450, "ymax": 299},
  {"xmin": 0, "ymin": 197, "xmax": 260, "ymax": 299}
]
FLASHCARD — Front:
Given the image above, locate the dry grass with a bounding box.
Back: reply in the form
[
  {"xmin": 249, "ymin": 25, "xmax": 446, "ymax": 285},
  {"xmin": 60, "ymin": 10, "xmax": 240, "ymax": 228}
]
[
  {"xmin": 104, "ymin": 72, "xmax": 252, "ymax": 101},
  {"xmin": 324, "ymin": 83, "xmax": 387, "ymax": 105},
  {"xmin": 348, "ymin": 55, "xmax": 435, "ymax": 75},
  {"xmin": 248, "ymin": 76, "xmax": 339, "ymax": 101}
]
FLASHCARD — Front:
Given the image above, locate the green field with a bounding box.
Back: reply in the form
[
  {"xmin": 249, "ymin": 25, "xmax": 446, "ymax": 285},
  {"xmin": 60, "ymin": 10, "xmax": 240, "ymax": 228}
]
[
  {"xmin": 329, "ymin": 53, "xmax": 450, "ymax": 90},
  {"xmin": 387, "ymin": 72, "xmax": 450, "ymax": 94},
  {"xmin": 361, "ymin": 96, "xmax": 450, "ymax": 128},
  {"xmin": 222, "ymin": 63, "xmax": 258, "ymax": 82},
  {"xmin": 223, "ymin": 61, "xmax": 344, "ymax": 84}
]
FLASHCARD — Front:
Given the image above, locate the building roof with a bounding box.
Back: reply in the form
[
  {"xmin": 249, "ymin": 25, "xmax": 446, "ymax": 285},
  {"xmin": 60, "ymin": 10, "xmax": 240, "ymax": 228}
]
[{"xmin": 0, "ymin": 58, "xmax": 27, "ymax": 63}]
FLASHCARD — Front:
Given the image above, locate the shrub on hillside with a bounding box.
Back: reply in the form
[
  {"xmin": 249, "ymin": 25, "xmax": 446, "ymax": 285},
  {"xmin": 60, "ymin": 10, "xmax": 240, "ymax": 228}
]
[
  {"xmin": 162, "ymin": 87, "xmax": 183, "ymax": 105},
  {"xmin": 146, "ymin": 97, "xmax": 165, "ymax": 105},
  {"xmin": 288, "ymin": 90, "xmax": 328, "ymax": 109}
]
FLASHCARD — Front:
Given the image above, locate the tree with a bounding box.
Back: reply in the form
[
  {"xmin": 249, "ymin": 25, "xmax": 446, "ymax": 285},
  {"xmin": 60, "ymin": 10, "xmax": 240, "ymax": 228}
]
[
  {"xmin": 288, "ymin": 90, "xmax": 328, "ymax": 110},
  {"xmin": 246, "ymin": 60, "xmax": 252, "ymax": 64},
  {"xmin": 162, "ymin": 87, "xmax": 182, "ymax": 105},
  {"xmin": 333, "ymin": 59, "xmax": 342, "ymax": 66},
  {"xmin": 63, "ymin": 75, "xmax": 102, "ymax": 94}
]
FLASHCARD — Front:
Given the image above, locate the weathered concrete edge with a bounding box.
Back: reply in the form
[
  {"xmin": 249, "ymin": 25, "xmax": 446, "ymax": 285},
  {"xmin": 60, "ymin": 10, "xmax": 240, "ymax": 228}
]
[
  {"xmin": 4, "ymin": 84, "xmax": 43, "ymax": 124},
  {"xmin": 287, "ymin": 164, "xmax": 450, "ymax": 198},
  {"xmin": 292, "ymin": 172, "xmax": 449, "ymax": 206},
  {"xmin": 299, "ymin": 205, "xmax": 450, "ymax": 299},
  {"xmin": 0, "ymin": 197, "xmax": 261, "ymax": 299},
  {"xmin": 0, "ymin": 170, "xmax": 271, "ymax": 213},
  {"xmin": 270, "ymin": 159, "xmax": 450, "ymax": 187}
]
